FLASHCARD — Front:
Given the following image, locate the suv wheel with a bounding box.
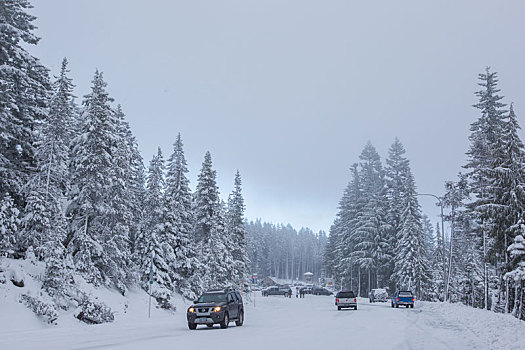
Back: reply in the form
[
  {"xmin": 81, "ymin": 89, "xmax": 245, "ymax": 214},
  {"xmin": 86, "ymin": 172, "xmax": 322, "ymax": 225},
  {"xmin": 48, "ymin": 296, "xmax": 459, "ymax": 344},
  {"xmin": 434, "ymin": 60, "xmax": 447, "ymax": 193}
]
[
  {"xmin": 337, "ymin": 306, "xmax": 341, "ymax": 310},
  {"xmin": 220, "ymin": 313, "xmax": 229, "ymax": 329},
  {"xmin": 188, "ymin": 322, "xmax": 197, "ymax": 330},
  {"xmin": 235, "ymin": 311, "xmax": 244, "ymax": 326}
]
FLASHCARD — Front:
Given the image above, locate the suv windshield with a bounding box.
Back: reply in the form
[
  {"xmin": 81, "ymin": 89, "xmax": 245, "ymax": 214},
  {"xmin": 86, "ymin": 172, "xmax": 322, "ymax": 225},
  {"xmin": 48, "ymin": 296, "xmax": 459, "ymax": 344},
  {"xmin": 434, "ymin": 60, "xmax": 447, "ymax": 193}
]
[
  {"xmin": 337, "ymin": 292, "xmax": 355, "ymax": 298},
  {"xmin": 399, "ymin": 291, "xmax": 413, "ymax": 297},
  {"xmin": 197, "ymin": 293, "xmax": 227, "ymax": 303}
]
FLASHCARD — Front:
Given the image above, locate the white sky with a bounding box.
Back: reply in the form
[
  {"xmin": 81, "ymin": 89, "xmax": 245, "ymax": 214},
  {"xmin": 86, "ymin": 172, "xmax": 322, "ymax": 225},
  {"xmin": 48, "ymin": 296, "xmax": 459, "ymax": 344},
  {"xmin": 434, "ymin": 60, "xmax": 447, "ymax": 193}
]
[{"xmin": 29, "ymin": 0, "xmax": 525, "ymax": 233}]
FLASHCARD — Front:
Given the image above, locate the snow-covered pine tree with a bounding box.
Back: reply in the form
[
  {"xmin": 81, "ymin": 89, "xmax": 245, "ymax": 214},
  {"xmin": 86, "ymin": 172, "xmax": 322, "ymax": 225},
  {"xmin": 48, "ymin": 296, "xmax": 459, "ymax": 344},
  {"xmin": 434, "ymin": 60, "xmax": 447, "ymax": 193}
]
[
  {"xmin": 164, "ymin": 134, "xmax": 201, "ymax": 298},
  {"xmin": 135, "ymin": 148, "xmax": 173, "ymax": 306},
  {"xmin": 422, "ymin": 215, "xmax": 435, "ymax": 265},
  {"xmin": 227, "ymin": 171, "xmax": 248, "ymax": 289},
  {"xmin": 204, "ymin": 200, "xmax": 235, "ymax": 288},
  {"xmin": 0, "ymin": 0, "xmax": 50, "ymax": 210},
  {"xmin": 353, "ymin": 142, "xmax": 390, "ymax": 295},
  {"xmin": 323, "ymin": 221, "xmax": 341, "ymax": 281},
  {"xmin": 100, "ymin": 105, "xmax": 138, "ymax": 293},
  {"xmin": 464, "ymin": 67, "xmax": 507, "ymax": 309},
  {"xmin": 385, "ymin": 138, "xmax": 411, "ymax": 289},
  {"xmin": 115, "ymin": 105, "xmax": 145, "ymax": 257},
  {"xmin": 18, "ymin": 58, "xmax": 76, "ymax": 260},
  {"xmin": 193, "ymin": 151, "xmax": 221, "ymax": 248},
  {"xmin": 0, "ymin": 193, "xmax": 20, "ymax": 257},
  {"xmin": 66, "ymin": 71, "xmax": 129, "ymax": 291},
  {"xmin": 334, "ymin": 163, "xmax": 363, "ymax": 290},
  {"xmin": 486, "ymin": 103, "xmax": 525, "ymax": 312},
  {"xmin": 430, "ymin": 222, "xmax": 446, "ymax": 301},
  {"xmin": 392, "ymin": 170, "xmax": 429, "ymax": 299}
]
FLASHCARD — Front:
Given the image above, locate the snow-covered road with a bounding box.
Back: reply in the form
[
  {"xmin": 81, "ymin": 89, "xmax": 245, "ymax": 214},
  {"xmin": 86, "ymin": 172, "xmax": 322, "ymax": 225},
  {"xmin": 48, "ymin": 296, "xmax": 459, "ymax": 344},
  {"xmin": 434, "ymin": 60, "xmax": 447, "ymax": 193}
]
[{"xmin": 1, "ymin": 292, "xmax": 522, "ymax": 350}]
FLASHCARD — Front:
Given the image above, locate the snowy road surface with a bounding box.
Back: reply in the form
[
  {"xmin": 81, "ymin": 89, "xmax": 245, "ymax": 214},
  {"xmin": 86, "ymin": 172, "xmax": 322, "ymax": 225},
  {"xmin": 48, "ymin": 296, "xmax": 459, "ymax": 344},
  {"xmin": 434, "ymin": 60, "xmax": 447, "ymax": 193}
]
[{"xmin": 1, "ymin": 293, "xmax": 522, "ymax": 350}]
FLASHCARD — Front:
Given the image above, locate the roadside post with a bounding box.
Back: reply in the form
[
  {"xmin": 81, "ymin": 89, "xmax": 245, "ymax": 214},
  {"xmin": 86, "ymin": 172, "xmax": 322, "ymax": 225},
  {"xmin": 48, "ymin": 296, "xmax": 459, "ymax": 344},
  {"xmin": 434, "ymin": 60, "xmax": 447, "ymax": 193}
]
[
  {"xmin": 148, "ymin": 252, "xmax": 154, "ymax": 318},
  {"xmin": 252, "ymin": 273, "xmax": 258, "ymax": 307}
]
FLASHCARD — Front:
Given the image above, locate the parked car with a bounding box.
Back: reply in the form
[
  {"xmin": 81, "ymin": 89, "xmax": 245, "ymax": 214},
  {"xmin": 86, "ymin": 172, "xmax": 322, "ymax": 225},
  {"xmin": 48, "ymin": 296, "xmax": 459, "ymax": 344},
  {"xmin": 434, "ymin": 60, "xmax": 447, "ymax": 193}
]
[
  {"xmin": 369, "ymin": 288, "xmax": 388, "ymax": 302},
  {"xmin": 335, "ymin": 290, "xmax": 357, "ymax": 310},
  {"xmin": 391, "ymin": 290, "xmax": 415, "ymax": 308},
  {"xmin": 262, "ymin": 285, "xmax": 291, "ymax": 297},
  {"xmin": 187, "ymin": 288, "xmax": 244, "ymax": 329},
  {"xmin": 312, "ymin": 287, "xmax": 333, "ymax": 296}
]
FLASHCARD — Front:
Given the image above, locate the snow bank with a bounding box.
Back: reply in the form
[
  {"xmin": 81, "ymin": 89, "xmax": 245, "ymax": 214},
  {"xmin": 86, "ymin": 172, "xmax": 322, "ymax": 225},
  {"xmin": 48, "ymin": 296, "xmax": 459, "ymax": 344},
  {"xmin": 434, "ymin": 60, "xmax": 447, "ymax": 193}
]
[
  {"xmin": 0, "ymin": 257, "xmax": 188, "ymax": 333},
  {"xmin": 420, "ymin": 301, "xmax": 525, "ymax": 350}
]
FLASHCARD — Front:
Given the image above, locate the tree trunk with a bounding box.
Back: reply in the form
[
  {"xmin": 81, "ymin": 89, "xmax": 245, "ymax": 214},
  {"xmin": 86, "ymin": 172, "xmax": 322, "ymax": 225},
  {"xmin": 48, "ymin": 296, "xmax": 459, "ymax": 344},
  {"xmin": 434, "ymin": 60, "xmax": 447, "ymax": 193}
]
[
  {"xmin": 445, "ymin": 204, "xmax": 455, "ymax": 301},
  {"xmin": 358, "ymin": 267, "xmax": 361, "ymax": 297},
  {"xmin": 504, "ymin": 235, "xmax": 509, "ymax": 313},
  {"xmin": 368, "ymin": 270, "xmax": 371, "ymax": 296},
  {"xmin": 518, "ymin": 281, "xmax": 523, "ymax": 320},
  {"xmin": 512, "ymin": 284, "xmax": 518, "ymax": 317},
  {"xmin": 350, "ymin": 265, "xmax": 353, "ymax": 291}
]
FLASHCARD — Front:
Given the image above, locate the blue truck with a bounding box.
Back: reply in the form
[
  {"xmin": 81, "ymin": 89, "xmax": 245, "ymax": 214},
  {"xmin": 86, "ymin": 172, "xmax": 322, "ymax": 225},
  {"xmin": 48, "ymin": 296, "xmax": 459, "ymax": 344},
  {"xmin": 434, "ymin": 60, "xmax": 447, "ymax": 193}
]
[{"xmin": 391, "ymin": 290, "xmax": 414, "ymax": 308}]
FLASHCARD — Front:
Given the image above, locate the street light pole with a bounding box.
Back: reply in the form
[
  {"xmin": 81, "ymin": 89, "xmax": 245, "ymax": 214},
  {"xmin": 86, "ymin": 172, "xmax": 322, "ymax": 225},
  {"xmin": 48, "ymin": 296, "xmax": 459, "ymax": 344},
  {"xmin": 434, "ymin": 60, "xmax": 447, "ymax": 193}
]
[{"xmin": 417, "ymin": 193, "xmax": 446, "ymax": 302}]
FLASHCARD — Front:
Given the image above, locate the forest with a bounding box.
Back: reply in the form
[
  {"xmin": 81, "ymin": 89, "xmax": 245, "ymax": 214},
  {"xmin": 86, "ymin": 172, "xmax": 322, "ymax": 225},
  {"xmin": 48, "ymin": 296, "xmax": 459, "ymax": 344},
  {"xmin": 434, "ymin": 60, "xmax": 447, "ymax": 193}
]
[
  {"xmin": 324, "ymin": 69, "xmax": 525, "ymax": 320},
  {"xmin": 1, "ymin": 0, "xmax": 524, "ymax": 324}
]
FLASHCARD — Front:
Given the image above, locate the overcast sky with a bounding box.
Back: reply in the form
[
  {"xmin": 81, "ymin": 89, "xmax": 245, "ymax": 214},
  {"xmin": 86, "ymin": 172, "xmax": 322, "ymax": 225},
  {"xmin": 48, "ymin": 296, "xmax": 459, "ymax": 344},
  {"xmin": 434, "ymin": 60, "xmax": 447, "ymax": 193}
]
[{"xmin": 29, "ymin": 0, "xmax": 525, "ymax": 233}]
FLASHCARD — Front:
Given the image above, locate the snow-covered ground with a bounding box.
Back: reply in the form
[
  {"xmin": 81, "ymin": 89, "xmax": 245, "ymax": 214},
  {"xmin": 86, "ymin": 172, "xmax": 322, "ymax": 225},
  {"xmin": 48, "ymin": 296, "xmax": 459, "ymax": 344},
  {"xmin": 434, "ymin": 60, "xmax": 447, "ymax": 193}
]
[{"xmin": 2, "ymin": 275, "xmax": 525, "ymax": 350}]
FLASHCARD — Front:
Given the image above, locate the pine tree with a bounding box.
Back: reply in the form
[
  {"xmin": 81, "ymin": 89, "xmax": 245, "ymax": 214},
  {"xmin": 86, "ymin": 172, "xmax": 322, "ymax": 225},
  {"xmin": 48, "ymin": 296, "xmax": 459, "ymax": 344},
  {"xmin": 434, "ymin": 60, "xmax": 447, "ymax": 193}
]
[
  {"xmin": 0, "ymin": 0, "xmax": 50, "ymax": 210},
  {"xmin": 115, "ymin": 105, "xmax": 145, "ymax": 257},
  {"xmin": 193, "ymin": 151, "xmax": 220, "ymax": 247},
  {"xmin": 18, "ymin": 58, "xmax": 75, "ymax": 260},
  {"xmin": 464, "ymin": 67, "xmax": 507, "ymax": 309},
  {"xmin": 385, "ymin": 138, "xmax": 411, "ymax": 290},
  {"xmin": 66, "ymin": 71, "xmax": 129, "ymax": 291},
  {"xmin": 430, "ymin": 222, "xmax": 446, "ymax": 301},
  {"xmin": 353, "ymin": 142, "xmax": 390, "ymax": 294},
  {"xmin": 204, "ymin": 200, "xmax": 235, "ymax": 288},
  {"xmin": 334, "ymin": 164, "xmax": 363, "ymax": 289},
  {"xmin": 164, "ymin": 134, "xmax": 201, "ymax": 298},
  {"xmin": 392, "ymin": 171, "xmax": 429, "ymax": 299},
  {"xmin": 227, "ymin": 171, "xmax": 248, "ymax": 288},
  {"xmin": 487, "ymin": 104, "xmax": 525, "ymax": 312},
  {"xmin": 136, "ymin": 148, "xmax": 173, "ymax": 303}
]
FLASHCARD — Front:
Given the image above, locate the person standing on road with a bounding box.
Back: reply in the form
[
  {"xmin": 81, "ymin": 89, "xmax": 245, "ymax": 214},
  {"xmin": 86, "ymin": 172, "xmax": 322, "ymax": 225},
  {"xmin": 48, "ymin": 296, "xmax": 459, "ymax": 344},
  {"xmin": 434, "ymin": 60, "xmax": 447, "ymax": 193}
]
[{"xmin": 296, "ymin": 287, "xmax": 299, "ymax": 298}]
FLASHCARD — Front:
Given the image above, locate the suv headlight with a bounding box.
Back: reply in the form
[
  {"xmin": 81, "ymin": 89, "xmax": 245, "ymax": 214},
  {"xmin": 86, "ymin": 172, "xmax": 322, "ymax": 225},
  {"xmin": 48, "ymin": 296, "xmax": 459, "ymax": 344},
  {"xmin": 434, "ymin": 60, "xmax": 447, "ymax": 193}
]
[
  {"xmin": 188, "ymin": 307, "xmax": 195, "ymax": 313},
  {"xmin": 213, "ymin": 306, "xmax": 222, "ymax": 312}
]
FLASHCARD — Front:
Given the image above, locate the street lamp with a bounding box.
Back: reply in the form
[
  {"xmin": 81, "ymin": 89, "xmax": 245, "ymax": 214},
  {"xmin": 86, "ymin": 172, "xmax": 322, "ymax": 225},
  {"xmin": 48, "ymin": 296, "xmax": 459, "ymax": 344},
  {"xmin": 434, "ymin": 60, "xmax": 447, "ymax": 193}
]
[{"xmin": 417, "ymin": 193, "xmax": 446, "ymax": 302}]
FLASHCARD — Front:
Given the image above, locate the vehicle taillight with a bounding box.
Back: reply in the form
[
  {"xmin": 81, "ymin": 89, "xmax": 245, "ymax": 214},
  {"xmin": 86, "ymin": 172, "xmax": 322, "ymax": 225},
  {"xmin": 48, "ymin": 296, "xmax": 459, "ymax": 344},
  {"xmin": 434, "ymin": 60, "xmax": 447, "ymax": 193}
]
[
  {"xmin": 412, "ymin": 298, "xmax": 415, "ymax": 302},
  {"xmin": 336, "ymin": 298, "xmax": 339, "ymax": 303},
  {"xmin": 354, "ymin": 298, "xmax": 357, "ymax": 302},
  {"xmin": 396, "ymin": 298, "xmax": 399, "ymax": 301}
]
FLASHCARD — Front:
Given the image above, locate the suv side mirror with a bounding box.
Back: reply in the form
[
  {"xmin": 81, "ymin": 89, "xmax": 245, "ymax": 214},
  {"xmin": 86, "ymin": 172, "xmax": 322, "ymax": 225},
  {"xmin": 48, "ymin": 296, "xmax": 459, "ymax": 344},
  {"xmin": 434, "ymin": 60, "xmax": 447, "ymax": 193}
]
[{"xmin": 193, "ymin": 300, "xmax": 199, "ymax": 304}]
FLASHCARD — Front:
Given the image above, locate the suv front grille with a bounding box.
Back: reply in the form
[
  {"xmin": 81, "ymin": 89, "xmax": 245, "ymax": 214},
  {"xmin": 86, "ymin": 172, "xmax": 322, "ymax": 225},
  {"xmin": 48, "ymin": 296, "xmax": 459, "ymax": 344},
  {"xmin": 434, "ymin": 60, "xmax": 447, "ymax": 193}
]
[{"xmin": 198, "ymin": 308, "xmax": 209, "ymax": 313}]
